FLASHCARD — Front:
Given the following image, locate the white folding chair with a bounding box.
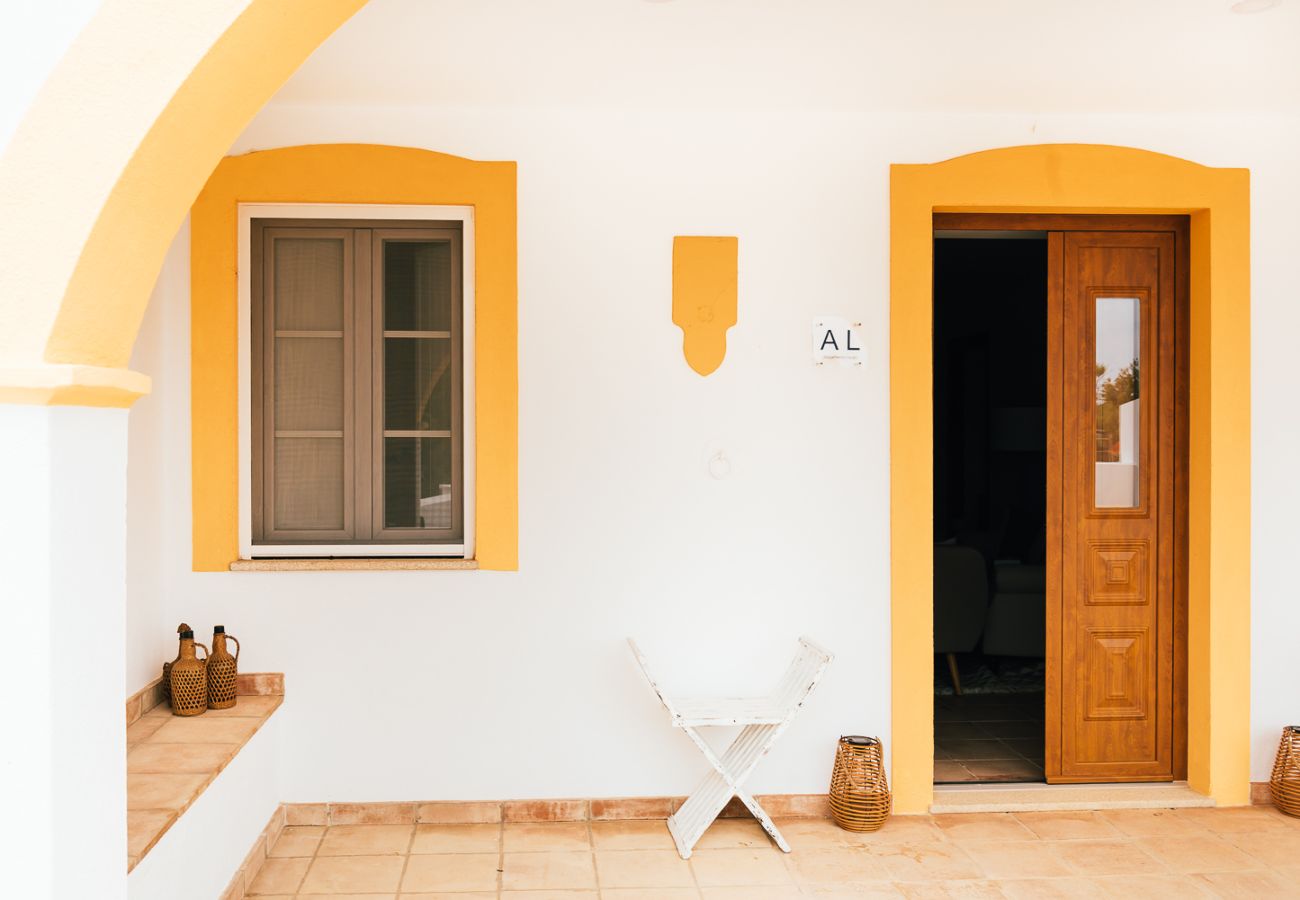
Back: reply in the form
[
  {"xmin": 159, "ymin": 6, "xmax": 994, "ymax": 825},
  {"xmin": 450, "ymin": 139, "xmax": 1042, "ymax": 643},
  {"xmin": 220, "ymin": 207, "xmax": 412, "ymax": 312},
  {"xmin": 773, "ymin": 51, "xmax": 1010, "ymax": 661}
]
[{"xmin": 627, "ymin": 636, "xmax": 833, "ymax": 859}]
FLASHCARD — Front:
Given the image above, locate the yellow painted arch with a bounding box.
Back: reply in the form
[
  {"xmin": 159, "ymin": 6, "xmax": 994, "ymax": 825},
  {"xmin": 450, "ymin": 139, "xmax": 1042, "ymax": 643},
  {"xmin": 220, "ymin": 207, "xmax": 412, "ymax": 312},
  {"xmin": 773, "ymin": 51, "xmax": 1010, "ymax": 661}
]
[
  {"xmin": 890, "ymin": 143, "xmax": 1250, "ymax": 812},
  {"xmin": 0, "ymin": 0, "xmax": 367, "ymax": 405}
]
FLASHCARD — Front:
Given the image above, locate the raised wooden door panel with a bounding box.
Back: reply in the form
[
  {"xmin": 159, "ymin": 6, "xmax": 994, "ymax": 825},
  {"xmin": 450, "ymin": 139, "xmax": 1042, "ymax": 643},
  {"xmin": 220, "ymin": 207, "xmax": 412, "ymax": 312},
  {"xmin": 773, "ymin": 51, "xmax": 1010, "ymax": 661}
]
[{"xmin": 1051, "ymin": 232, "xmax": 1176, "ymax": 782}]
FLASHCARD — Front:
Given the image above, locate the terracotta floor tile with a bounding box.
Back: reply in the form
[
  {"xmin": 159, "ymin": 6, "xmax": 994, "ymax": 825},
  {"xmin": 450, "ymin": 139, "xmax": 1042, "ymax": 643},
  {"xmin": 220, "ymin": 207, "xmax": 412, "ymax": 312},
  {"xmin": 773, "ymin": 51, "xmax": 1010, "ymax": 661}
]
[
  {"xmin": 1174, "ymin": 805, "xmax": 1292, "ymax": 833},
  {"xmin": 296, "ymin": 894, "xmax": 396, "ymax": 900},
  {"xmin": 936, "ymin": 724, "xmax": 996, "ymax": 741},
  {"xmin": 1052, "ymin": 839, "xmax": 1167, "ymax": 876},
  {"xmin": 933, "ymin": 814, "xmax": 1036, "ymax": 842},
  {"xmin": 317, "ymin": 824, "xmax": 413, "ymax": 856},
  {"xmin": 1221, "ymin": 829, "xmax": 1300, "ymax": 866},
  {"xmin": 893, "ymin": 881, "xmax": 1009, "ymax": 898},
  {"xmin": 1089, "ymin": 874, "xmax": 1218, "ymax": 898},
  {"xmin": 268, "ymin": 824, "xmax": 324, "ymax": 858},
  {"xmin": 401, "ymin": 893, "xmax": 497, "ymax": 900},
  {"xmin": 936, "ymin": 740, "xmax": 1020, "ymax": 761},
  {"xmin": 771, "ymin": 817, "xmax": 861, "ymax": 849},
  {"xmin": 934, "ymin": 761, "xmax": 974, "ymax": 782},
  {"xmin": 870, "ymin": 842, "xmax": 984, "ymax": 882},
  {"xmin": 126, "ymin": 716, "xmax": 168, "ymax": 746},
  {"xmin": 958, "ymin": 759, "xmax": 1043, "ymax": 781},
  {"xmin": 146, "ymin": 715, "xmax": 261, "ymax": 744},
  {"xmin": 1190, "ymin": 868, "xmax": 1299, "ymax": 898},
  {"xmin": 246, "ymin": 856, "xmax": 310, "ymax": 895},
  {"xmin": 502, "ymin": 821, "xmax": 591, "ymax": 851},
  {"xmin": 400, "ymin": 852, "xmax": 500, "ymax": 892},
  {"xmin": 127, "ymin": 742, "xmax": 233, "ymax": 774},
  {"xmin": 411, "ymin": 823, "xmax": 501, "ymax": 854},
  {"xmin": 298, "ymin": 855, "xmax": 405, "ymax": 893},
  {"xmin": 600, "ymin": 890, "xmax": 697, "ymax": 900},
  {"xmin": 500, "ymin": 850, "xmax": 597, "ymax": 891},
  {"xmin": 694, "ymin": 817, "xmax": 773, "ymax": 849},
  {"xmin": 786, "ymin": 847, "xmax": 888, "ymax": 883},
  {"xmin": 498, "ymin": 893, "xmax": 598, "ymax": 900},
  {"xmin": 1012, "ymin": 812, "xmax": 1120, "ymax": 841},
  {"xmin": 997, "ymin": 877, "xmax": 1109, "ymax": 899},
  {"xmin": 202, "ymin": 695, "xmax": 281, "ymax": 717},
  {"xmin": 961, "ymin": 840, "xmax": 1071, "ymax": 879},
  {"xmin": 801, "ymin": 885, "xmax": 904, "ymax": 898},
  {"xmin": 126, "ymin": 773, "xmax": 209, "ymax": 810},
  {"xmin": 126, "ymin": 809, "xmax": 175, "ymax": 858},
  {"xmin": 1095, "ymin": 808, "xmax": 1205, "ymax": 837},
  {"xmin": 593, "ymin": 849, "xmax": 695, "ymax": 888},
  {"xmin": 1135, "ymin": 833, "xmax": 1260, "ymax": 873},
  {"xmin": 851, "ymin": 815, "xmax": 947, "ymax": 845},
  {"xmin": 1002, "ymin": 739, "xmax": 1044, "ymax": 760},
  {"xmin": 689, "ymin": 847, "xmax": 796, "ymax": 887},
  {"xmin": 590, "ymin": 819, "xmax": 675, "ymax": 850},
  {"xmin": 981, "ymin": 721, "xmax": 1044, "ymax": 740}
]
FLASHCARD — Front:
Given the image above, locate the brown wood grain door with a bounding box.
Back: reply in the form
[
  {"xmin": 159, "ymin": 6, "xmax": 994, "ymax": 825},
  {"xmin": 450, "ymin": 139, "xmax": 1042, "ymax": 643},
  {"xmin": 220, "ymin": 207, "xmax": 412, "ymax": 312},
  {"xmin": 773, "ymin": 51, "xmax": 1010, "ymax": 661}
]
[{"xmin": 1047, "ymin": 231, "xmax": 1177, "ymax": 782}]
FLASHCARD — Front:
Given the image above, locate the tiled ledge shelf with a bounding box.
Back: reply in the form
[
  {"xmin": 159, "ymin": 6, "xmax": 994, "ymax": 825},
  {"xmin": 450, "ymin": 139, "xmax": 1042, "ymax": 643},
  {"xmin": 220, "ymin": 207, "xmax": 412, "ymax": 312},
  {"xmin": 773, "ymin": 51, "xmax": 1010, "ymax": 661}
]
[{"xmin": 126, "ymin": 672, "xmax": 284, "ymax": 871}]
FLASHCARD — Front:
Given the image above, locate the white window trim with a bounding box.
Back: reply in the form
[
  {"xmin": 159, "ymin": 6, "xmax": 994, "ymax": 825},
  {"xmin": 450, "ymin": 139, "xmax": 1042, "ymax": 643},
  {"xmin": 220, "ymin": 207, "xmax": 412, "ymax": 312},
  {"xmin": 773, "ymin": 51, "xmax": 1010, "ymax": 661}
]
[{"xmin": 237, "ymin": 202, "xmax": 476, "ymax": 559}]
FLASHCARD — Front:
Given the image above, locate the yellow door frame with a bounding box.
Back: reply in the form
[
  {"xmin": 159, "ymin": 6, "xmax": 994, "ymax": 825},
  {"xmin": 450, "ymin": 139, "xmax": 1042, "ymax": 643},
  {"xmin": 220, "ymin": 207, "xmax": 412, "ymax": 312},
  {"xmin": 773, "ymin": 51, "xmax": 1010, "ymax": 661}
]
[{"xmin": 889, "ymin": 143, "xmax": 1250, "ymax": 813}]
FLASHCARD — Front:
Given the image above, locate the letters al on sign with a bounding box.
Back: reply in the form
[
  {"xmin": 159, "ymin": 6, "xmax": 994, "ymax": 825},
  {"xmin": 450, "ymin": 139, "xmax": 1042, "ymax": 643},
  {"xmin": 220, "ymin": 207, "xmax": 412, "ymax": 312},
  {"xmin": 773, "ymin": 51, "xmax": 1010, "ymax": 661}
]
[{"xmin": 812, "ymin": 317, "xmax": 864, "ymax": 366}]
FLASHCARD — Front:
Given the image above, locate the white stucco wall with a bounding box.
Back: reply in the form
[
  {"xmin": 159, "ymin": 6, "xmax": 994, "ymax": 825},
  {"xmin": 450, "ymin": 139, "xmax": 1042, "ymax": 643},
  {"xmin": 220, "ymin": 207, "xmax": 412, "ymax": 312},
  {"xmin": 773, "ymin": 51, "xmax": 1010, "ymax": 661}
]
[{"xmin": 124, "ymin": 105, "xmax": 1300, "ymax": 800}]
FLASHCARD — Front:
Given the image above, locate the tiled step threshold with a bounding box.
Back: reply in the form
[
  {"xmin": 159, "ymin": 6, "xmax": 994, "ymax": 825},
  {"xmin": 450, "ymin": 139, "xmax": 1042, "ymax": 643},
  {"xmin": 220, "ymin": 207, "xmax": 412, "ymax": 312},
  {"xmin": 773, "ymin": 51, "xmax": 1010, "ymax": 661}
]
[
  {"xmin": 931, "ymin": 780, "xmax": 1214, "ymax": 813},
  {"xmin": 125, "ymin": 672, "xmax": 284, "ymax": 871}
]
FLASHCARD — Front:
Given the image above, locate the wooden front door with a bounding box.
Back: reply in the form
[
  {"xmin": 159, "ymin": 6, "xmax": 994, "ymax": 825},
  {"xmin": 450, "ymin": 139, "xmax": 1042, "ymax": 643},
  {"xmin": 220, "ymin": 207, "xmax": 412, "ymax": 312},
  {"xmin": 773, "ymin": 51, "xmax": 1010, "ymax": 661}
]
[{"xmin": 1046, "ymin": 230, "xmax": 1181, "ymax": 782}]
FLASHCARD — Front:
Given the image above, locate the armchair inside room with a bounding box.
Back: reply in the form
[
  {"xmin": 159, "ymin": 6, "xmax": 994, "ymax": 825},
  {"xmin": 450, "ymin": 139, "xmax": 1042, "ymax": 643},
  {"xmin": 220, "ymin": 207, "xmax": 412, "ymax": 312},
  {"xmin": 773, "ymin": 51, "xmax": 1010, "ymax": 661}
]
[
  {"xmin": 983, "ymin": 562, "xmax": 1046, "ymax": 659},
  {"xmin": 933, "ymin": 544, "xmax": 988, "ymax": 695}
]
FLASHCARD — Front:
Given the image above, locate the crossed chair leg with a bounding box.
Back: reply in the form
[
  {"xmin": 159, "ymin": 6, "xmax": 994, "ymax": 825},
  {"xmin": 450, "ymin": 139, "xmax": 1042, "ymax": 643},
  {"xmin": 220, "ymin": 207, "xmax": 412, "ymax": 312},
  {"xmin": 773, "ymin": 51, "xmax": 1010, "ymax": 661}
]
[{"xmin": 666, "ymin": 722, "xmax": 790, "ymax": 859}]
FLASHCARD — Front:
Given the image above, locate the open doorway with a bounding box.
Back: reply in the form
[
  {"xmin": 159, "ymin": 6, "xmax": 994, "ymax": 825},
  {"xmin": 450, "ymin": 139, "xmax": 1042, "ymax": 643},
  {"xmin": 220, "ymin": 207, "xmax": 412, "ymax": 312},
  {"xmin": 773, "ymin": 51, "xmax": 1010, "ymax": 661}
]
[{"xmin": 932, "ymin": 232, "xmax": 1047, "ymax": 784}]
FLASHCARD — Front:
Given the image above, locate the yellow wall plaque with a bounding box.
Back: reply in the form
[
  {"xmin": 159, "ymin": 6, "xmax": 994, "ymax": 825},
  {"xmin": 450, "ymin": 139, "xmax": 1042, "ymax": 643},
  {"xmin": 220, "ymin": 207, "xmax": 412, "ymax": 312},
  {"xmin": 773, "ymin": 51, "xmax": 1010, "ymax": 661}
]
[{"xmin": 672, "ymin": 236, "xmax": 737, "ymax": 376}]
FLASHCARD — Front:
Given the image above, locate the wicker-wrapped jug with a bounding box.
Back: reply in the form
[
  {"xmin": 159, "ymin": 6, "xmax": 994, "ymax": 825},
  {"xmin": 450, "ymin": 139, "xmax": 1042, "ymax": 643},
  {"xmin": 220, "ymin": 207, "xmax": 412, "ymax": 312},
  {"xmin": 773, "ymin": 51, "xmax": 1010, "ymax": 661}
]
[
  {"xmin": 167, "ymin": 625, "xmax": 209, "ymax": 716},
  {"xmin": 206, "ymin": 625, "xmax": 240, "ymax": 710},
  {"xmin": 161, "ymin": 621, "xmax": 192, "ymax": 705},
  {"xmin": 1270, "ymin": 725, "xmax": 1300, "ymax": 817},
  {"xmin": 829, "ymin": 735, "xmax": 892, "ymax": 832}
]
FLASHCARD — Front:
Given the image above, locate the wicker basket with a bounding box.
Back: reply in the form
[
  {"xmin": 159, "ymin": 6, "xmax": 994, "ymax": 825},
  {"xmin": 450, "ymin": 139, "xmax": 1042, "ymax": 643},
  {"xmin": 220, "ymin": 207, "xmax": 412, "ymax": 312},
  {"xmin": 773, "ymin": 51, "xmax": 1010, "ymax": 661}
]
[
  {"xmin": 1270, "ymin": 725, "xmax": 1300, "ymax": 817},
  {"xmin": 829, "ymin": 735, "xmax": 891, "ymax": 832}
]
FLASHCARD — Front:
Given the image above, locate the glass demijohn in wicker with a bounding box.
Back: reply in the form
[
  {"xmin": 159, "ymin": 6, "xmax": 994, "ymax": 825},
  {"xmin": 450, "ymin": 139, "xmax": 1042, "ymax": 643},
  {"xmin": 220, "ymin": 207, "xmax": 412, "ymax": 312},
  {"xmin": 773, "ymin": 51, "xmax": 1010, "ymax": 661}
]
[
  {"xmin": 1270, "ymin": 725, "xmax": 1300, "ymax": 817},
  {"xmin": 206, "ymin": 625, "xmax": 240, "ymax": 709},
  {"xmin": 167, "ymin": 626, "xmax": 209, "ymax": 716},
  {"xmin": 829, "ymin": 735, "xmax": 892, "ymax": 832}
]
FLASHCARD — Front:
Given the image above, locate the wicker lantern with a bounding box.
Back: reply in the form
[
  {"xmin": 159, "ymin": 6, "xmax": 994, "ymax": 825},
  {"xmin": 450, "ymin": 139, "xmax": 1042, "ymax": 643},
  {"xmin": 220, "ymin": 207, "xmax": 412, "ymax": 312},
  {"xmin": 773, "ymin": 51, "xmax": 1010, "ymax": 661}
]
[
  {"xmin": 1270, "ymin": 726, "xmax": 1300, "ymax": 817},
  {"xmin": 829, "ymin": 735, "xmax": 891, "ymax": 832}
]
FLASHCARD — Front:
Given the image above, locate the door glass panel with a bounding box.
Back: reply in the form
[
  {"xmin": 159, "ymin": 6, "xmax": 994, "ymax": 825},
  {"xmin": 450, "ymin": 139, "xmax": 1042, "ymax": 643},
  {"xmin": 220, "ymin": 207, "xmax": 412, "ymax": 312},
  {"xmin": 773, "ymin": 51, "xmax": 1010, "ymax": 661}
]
[
  {"xmin": 384, "ymin": 337, "xmax": 452, "ymax": 431},
  {"xmin": 384, "ymin": 240, "xmax": 452, "ymax": 331},
  {"xmin": 383, "ymin": 437, "xmax": 453, "ymax": 529},
  {"xmin": 274, "ymin": 238, "xmax": 344, "ymax": 331},
  {"xmin": 1094, "ymin": 296, "xmax": 1140, "ymax": 508},
  {"xmin": 275, "ymin": 336, "xmax": 344, "ymax": 431},
  {"xmin": 273, "ymin": 437, "xmax": 345, "ymax": 530}
]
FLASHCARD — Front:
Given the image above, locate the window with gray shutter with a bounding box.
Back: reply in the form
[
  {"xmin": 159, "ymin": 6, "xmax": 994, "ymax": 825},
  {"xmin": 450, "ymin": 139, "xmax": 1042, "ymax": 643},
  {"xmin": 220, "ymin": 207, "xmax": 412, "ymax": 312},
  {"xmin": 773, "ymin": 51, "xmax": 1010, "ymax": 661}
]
[{"xmin": 251, "ymin": 219, "xmax": 464, "ymax": 550}]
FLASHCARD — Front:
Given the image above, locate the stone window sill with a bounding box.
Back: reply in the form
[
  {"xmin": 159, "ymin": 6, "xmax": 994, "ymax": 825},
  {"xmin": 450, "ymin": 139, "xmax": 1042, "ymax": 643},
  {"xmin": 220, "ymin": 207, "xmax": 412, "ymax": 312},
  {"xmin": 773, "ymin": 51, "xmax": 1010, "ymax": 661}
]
[{"xmin": 230, "ymin": 558, "xmax": 479, "ymax": 572}]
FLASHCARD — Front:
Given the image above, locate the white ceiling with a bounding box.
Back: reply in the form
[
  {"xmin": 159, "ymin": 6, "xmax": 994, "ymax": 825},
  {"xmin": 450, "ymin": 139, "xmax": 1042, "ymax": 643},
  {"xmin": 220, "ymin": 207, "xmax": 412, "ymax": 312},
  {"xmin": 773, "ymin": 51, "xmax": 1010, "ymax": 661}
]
[{"xmin": 270, "ymin": 0, "xmax": 1300, "ymax": 114}]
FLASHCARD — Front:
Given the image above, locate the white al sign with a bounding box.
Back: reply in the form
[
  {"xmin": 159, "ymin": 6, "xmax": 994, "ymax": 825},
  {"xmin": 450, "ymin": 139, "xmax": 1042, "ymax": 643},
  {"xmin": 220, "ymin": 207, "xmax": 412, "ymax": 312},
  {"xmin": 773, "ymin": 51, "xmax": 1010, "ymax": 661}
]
[{"xmin": 812, "ymin": 317, "xmax": 864, "ymax": 366}]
